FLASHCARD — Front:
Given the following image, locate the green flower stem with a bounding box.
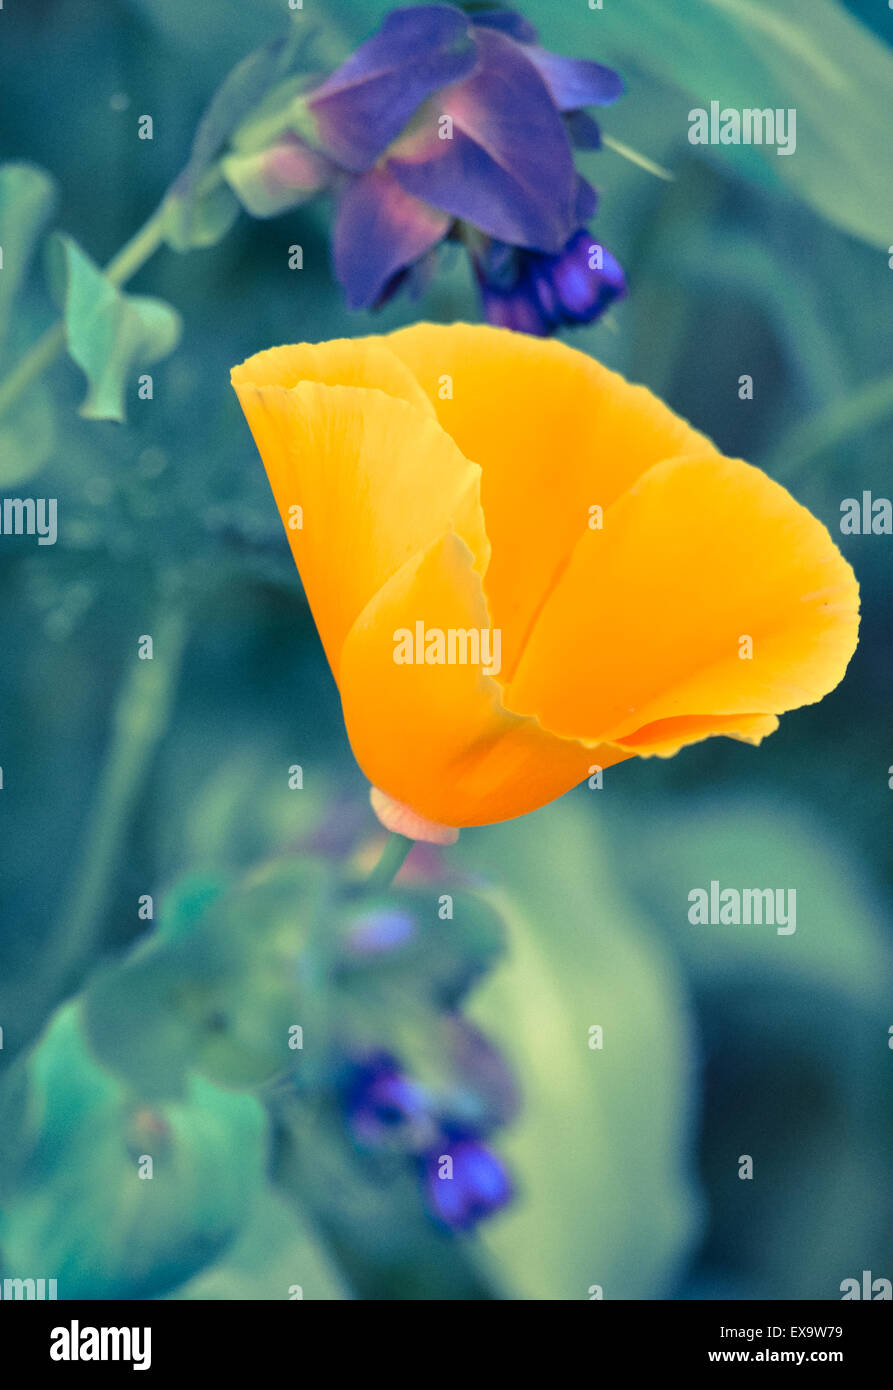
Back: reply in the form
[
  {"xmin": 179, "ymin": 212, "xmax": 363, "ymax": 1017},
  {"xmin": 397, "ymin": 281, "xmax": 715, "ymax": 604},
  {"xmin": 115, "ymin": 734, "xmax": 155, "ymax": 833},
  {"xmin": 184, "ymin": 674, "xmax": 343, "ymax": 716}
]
[
  {"xmin": 0, "ymin": 321, "xmax": 66, "ymax": 424},
  {"xmin": 103, "ymin": 201, "xmax": 170, "ymax": 287},
  {"xmin": 42, "ymin": 606, "xmax": 190, "ymax": 997},
  {"xmin": 365, "ymin": 831, "xmax": 414, "ymax": 891},
  {"xmin": 0, "ymin": 197, "xmax": 170, "ymax": 424}
]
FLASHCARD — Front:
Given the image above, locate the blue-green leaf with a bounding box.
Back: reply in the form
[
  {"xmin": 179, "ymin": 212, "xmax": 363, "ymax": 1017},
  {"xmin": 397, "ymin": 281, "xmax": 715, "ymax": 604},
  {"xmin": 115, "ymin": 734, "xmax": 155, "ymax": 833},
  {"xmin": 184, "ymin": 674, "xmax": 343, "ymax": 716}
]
[
  {"xmin": 0, "ymin": 1005, "xmax": 268, "ymax": 1299},
  {"xmin": 84, "ymin": 859, "xmax": 334, "ymax": 1096},
  {"xmin": 56, "ymin": 234, "xmax": 181, "ymax": 422},
  {"xmin": 539, "ymin": 0, "xmax": 893, "ymax": 248}
]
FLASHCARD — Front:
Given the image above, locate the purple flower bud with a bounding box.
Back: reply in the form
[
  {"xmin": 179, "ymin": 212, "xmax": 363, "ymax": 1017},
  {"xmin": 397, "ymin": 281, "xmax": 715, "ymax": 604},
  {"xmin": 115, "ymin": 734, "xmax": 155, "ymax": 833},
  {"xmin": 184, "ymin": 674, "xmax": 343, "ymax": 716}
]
[
  {"xmin": 345, "ymin": 907, "xmax": 417, "ymax": 957},
  {"xmin": 548, "ymin": 229, "xmax": 627, "ymax": 322},
  {"xmin": 223, "ymin": 133, "xmax": 334, "ymax": 218},
  {"xmin": 423, "ymin": 1138, "xmax": 513, "ymax": 1229},
  {"xmin": 343, "ymin": 1053, "xmax": 437, "ymax": 1150},
  {"xmin": 474, "ymin": 226, "xmax": 626, "ymax": 335}
]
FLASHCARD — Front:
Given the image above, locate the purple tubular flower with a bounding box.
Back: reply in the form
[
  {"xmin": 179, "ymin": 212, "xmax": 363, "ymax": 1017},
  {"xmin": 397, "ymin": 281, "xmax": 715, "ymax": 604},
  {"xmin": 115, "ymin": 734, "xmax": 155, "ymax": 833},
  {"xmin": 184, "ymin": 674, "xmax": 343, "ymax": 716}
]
[
  {"xmin": 340, "ymin": 1040, "xmax": 515, "ymax": 1228},
  {"xmin": 343, "ymin": 1053, "xmax": 435, "ymax": 1149},
  {"xmin": 475, "ymin": 226, "xmax": 627, "ymax": 336},
  {"xmin": 479, "ymin": 277, "xmax": 554, "ymax": 336},
  {"xmin": 423, "ymin": 1138, "xmax": 513, "ymax": 1230},
  {"xmin": 471, "ymin": 8, "xmax": 624, "ymax": 110},
  {"xmin": 307, "ymin": 5, "xmax": 478, "ymax": 173},
  {"xmin": 522, "ymin": 46, "xmax": 625, "ymax": 111},
  {"xmin": 244, "ymin": 4, "xmax": 627, "ymax": 332},
  {"xmin": 387, "ymin": 25, "xmax": 576, "ymax": 253},
  {"xmin": 334, "ymin": 166, "xmax": 451, "ymax": 309}
]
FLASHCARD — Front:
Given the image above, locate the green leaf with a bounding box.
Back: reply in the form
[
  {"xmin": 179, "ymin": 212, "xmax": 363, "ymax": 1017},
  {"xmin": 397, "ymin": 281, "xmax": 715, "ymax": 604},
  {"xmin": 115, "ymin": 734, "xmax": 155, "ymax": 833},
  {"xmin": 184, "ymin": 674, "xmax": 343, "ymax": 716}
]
[
  {"xmin": 56, "ymin": 234, "xmax": 181, "ymax": 422},
  {"xmin": 565, "ymin": 0, "xmax": 893, "ymax": 248},
  {"xmin": 0, "ymin": 163, "xmax": 57, "ymax": 345},
  {"xmin": 0, "ymin": 1005, "xmax": 268, "ymax": 1299},
  {"xmin": 456, "ymin": 800, "xmax": 700, "ymax": 1300},
  {"xmin": 84, "ymin": 859, "xmax": 335, "ymax": 1096}
]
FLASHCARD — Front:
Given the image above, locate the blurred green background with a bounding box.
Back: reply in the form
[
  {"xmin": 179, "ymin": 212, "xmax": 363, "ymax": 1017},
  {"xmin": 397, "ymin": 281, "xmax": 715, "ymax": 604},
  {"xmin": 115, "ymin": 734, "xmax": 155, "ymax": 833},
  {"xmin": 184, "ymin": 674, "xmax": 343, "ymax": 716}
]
[{"xmin": 0, "ymin": 0, "xmax": 891, "ymax": 1300}]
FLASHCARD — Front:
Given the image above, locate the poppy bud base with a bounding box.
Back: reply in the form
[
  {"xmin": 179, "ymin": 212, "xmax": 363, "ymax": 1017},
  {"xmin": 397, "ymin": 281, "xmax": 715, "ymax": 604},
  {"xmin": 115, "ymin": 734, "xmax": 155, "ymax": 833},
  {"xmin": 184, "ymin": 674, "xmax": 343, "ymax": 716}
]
[{"xmin": 370, "ymin": 787, "xmax": 460, "ymax": 845}]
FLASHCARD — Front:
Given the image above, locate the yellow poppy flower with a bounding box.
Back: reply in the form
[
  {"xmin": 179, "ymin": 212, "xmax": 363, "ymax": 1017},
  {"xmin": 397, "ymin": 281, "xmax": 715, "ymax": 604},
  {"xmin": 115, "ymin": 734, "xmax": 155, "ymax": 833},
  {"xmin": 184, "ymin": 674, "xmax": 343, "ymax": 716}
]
[{"xmin": 231, "ymin": 324, "xmax": 859, "ymax": 841}]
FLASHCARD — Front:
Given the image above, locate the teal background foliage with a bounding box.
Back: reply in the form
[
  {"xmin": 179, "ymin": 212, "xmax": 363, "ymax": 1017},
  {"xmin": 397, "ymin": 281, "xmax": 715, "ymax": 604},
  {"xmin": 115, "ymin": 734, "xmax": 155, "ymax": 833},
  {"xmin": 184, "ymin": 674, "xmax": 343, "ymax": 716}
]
[{"xmin": 0, "ymin": 0, "xmax": 891, "ymax": 1300}]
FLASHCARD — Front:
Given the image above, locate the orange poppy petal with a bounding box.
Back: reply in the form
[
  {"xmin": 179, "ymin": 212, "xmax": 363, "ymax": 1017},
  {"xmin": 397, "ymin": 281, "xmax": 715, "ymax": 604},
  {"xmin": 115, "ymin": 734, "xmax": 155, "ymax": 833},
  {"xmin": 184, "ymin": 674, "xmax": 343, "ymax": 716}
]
[
  {"xmin": 613, "ymin": 711, "xmax": 780, "ymax": 758},
  {"xmin": 338, "ymin": 530, "xmax": 614, "ymax": 827},
  {"xmin": 505, "ymin": 453, "xmax": 859, "ymax": 746},
  {"xmin": 231, "ymin": 374, "xmax": 488, "ymax": 677},
  {"xmin": 231, "ymin": 337, "xmax": 435, "ymax": 416},
  {"xmin": 380, "ymin": 322, "xmax": 716, "ymax": 679}
]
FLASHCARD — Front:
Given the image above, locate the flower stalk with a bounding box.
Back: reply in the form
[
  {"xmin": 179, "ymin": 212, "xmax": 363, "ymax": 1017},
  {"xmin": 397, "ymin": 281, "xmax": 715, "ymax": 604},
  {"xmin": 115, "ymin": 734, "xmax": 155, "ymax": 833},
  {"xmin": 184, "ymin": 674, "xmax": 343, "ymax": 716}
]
[
  {"xmin": 365, "ymin": 832, "xmax": 415, "ymax": 892},
  {"xmin": 41, "ymin": 604, "xmax": 189, "ymax": 998}
]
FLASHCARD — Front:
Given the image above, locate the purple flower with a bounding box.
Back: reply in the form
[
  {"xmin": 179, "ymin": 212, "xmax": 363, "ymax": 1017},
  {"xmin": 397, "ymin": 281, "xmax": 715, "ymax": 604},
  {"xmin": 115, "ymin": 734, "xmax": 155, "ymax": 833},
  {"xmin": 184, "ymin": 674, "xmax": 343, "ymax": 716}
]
[
  {"xmin": 384, "ymin": 24, "xmax": 577, "ymax": 256},
  {"xmin": 343, "ymin": 906, "xmax": 417, "ymax": 958},
  {"xmin": 474, "ymin": 227, "xmax": 627, "ymax": 336},
  {"xmin": 307, "ymin": 5, "xmax": 479, "ymax": 173},
  {"xmin": 422, "ymin": 1138, "xmax": 513, "ymax": 1230},
  {"xmin": 231, "ymin": 5, "xmax": 626, "ymax": 332},
  {"xmin": 342, "ymin": 1053, "xmax": 436, "ymax": 1150},
  {"xmin": 341, "ymin": 1045, "xmax": 515, "ymax": 1228}
]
